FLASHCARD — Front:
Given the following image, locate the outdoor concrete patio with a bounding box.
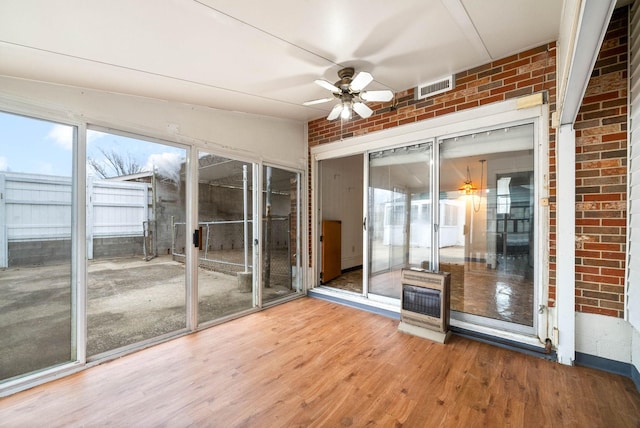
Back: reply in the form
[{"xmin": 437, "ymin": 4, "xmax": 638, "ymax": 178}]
[{"xmin": 1, "ymin": 255, "xmax": 293, "ymax": 380}]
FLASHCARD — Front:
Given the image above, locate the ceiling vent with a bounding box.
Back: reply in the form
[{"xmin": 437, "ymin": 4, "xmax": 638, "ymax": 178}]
[{"xmin": 415, "ymin": 75, "xmax": 455, "ymax": 100}]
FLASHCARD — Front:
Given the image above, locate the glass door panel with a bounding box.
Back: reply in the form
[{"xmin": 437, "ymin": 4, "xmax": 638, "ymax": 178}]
[
  {"xmin": 0, "ymin": 111, "xmax": 75, "ymax": 381},
  {"xmin": 262, "ymin": 166, "xmax": 301, "ymax": 304},
  {"xmin": 86, "ymin": 131, "xmax": 187, "ymax": 357},
  {"xmin": 197, "ymin": 152, "xmax": 254, "ymax": 323},
  {"xmin": 368, "ymin": 144, "xmax": 431, "ymax": 299},
  {"xmin": 439, "ymin": 124, "xmax": 535, "ymax": 329}
]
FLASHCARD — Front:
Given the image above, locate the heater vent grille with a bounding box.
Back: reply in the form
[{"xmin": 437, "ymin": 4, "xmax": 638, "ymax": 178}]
[
  {"xmin": 402, "ymin": 285, "xmax": 441, "ymax": 318},
  {"xmin": 415, "ymin": 76, "xmax": 454, "ymax": 100}
]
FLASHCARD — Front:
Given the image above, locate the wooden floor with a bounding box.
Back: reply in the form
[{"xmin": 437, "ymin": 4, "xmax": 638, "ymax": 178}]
[{"xmin": 1, "ymin": 298, "xmax": 639, "ymax": 427}]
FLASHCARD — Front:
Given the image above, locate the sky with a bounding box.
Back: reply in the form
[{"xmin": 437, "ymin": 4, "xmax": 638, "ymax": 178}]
[{"xmin": 0, "ymin": 110, "xmax": 185, "ymax": 180}]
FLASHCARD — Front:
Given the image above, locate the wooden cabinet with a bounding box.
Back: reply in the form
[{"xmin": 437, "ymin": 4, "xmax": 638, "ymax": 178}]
[{"xmin": 321, "ymin": 220, "xmax": 341, "ymax": 284}]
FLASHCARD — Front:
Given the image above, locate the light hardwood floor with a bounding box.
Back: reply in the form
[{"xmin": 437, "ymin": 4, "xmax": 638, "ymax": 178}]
[{"xmin": 1, "ymin": 297, "xmax": 639, "ymax": 427}]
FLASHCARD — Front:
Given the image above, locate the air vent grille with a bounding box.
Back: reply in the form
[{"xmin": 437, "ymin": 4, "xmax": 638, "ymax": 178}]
[{"xmin": 415, "ymin": 75, "xmax": 455, "ymax": 100}]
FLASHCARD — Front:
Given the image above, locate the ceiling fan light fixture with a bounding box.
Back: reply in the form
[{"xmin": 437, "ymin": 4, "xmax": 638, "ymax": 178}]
[
  {"xmin": 340, "ymin": 103, "xmax": 352, "ymax": 120},
  {"xmin": 306, "ymin": 68, "xmax": 390, "ymax": 121}
]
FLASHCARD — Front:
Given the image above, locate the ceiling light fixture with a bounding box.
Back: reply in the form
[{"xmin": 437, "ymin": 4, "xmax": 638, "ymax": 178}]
[
  {"xmin": 340, "ymin": 102, "xmax": 352, "ymax": 120},
  {"xmin": 458, "ymin": 166, "xmax": 478, "ymax": 195},
  {"xmin": 458, "ymin": 160, "xmax": 486, "ymax": 212}
]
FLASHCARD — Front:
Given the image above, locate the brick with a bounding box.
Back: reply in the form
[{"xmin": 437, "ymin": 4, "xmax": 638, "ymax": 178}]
[
  {"xmin": 583, "ymin": 242, "xmax": 620, "ymax": 251},
  {"xmin": 601, "ymin": 132, "xmax": 627, "ymax": 142},
  {"xmin": 582, "ymin": 258, "xmax": 622, "ymax": 268},
  {"xmin": 582, "ymin": 274, "xmax": 623, "ymax": 286},
  {"xmin": 582, "ymin": 91, "xmax": 620, "ymax": 104},
  {"xmin": 602, "ymin": 219, "xmax": 626, "ymax": 227},
  {"xmin": 491, "ymin": 83, "xmax": 517, "ymax": 95},
  {"xmin": 505, "ymin": 87, "xmax": 533, "ymax": 99},
  {"xmin": 601, "ymin": 149, "xmax": 628, "ymax": 159},
  {"xmin": 601, "ymin": 167, "xmax": 627, "ymax": 176},
  {"xmin": 456, "ymin": 100, "xmax": 479, "ymax": 111},
  {"xmin": 491, "ymin": 68, "xmax": 518, "ymax": 82},
  {"xmin": 576, "ymin": 265, "xmax": 600, "ymax": 274},
  {"xmin": 601, "ymin": 251, "xmax": 626, "ymax": 260},
  {"xmin": 416, "ymin": 112, "xmax": 435, "ymax": 121},
  {"xmin": 583, "ymin": 193, "xmax": 622, "ymax": 202},
  {"xmin": 576, "ymin": 297, "xmax": 600, "ymax": 307},
  {"xmin": 580, "ymin": 306, "xmax": 620, "ymax": 317},
  {"xmin": 479, "ymin": 94, "xmax": 504, "ymax": 105},
  {"xmin": 601, "ymin": 282, "xmax": 625, "ymax": 292},
  {"xmin": 599, "ymin": 300, "xmax": 624, "ymax": 311}
]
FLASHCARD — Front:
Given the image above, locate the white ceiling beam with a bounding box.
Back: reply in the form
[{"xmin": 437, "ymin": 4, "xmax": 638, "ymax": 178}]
[
  {"xmin": 441, "ymin": 0, "xmax": 492, "ymax": 61},
  {"xmin": 557, "ymin": 0, "xmax": 616, "ymax": 126}
]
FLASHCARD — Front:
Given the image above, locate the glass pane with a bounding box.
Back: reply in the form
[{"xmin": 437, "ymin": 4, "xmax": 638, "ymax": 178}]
[
  {"xmin": 368, "ymin": 144, "xmax": 431, "ymax": 299},
  {"xmin": 262, "ymin": 166, "xmax": 301, "ymax": 304},
  {"xmin": 197, "ymin": 153, "xmax": 254, "ymax": 324},
  {"xmin": 0, "ymin": 111, "xmax": 74, "ymax": 381},
  {"xmin": 86, "ymin": 131, "xmax": 187, "ymax": 357},
  {"xmin": 439, "ymin": 124, "xmax": 535, "ymax": 327}
]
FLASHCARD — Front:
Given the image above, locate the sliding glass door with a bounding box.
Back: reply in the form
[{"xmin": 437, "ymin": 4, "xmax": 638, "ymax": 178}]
[
  {"xmin": 0, "ymin": 111, "xmax": 75, "ymax": 380},
  {"xmin": 196, "ymin": 152, "xmax": 255, "ymax": 324},
  {"xmin": 439, "ymin": 124, "xmax": 536, "ymax": 332},
  {"xmin": 261, "ymin": 166, "xmax": 302, "ymax": 304},
  {"xmin": 86, "ymin": 131, "xmax": 187, "ymax": 357},
  {"xmin": 367, "ymin": 144, "xmax": 431, "ymax": 299}
]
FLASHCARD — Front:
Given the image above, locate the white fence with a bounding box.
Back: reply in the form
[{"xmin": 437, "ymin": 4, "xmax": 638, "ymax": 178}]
[{"xmin": 0, "ymin": 172, "xmax": 150, "ymax": 267}]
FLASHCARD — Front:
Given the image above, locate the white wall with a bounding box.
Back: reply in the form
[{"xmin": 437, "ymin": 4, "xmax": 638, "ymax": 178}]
[
  {"xmin": 576, "ymin": 312, "xmax": 632, "ymax": 363},
  {"xmin": 0, "ymin": 76, "xmax": 307, "ymax": 171},
  {"xmin": 633, "ymin": 327, "xmax": 640, "ymax": 379}
]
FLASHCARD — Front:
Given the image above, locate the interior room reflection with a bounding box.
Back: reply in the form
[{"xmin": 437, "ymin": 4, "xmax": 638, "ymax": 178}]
[{"xmin": 322, "ymin": 124, "xmax": 535, "ymax": 328}]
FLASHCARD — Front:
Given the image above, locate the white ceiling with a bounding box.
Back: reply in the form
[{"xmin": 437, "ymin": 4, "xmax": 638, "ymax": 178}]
[{"xmin": 0, "ymin": 0, "xmax": 563, "ymax": 123}]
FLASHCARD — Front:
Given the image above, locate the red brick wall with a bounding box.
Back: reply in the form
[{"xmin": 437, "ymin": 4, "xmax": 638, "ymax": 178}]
[
  {"xmin": 308, "ymin": 43, "xmax": 558, "ymax": 306},
  {"xmin": 573, "ymin": 6, "xmax": 628, "ymax": 318},
  {"xmin": 308, "ymin": 8, "xmax": 629, "ymax": 319}
]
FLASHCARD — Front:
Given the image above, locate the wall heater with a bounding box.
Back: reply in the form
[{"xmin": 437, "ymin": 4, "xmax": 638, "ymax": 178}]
[{"xmin": 398, "ymin": 268, "xmax": 451, "ymax": 343}]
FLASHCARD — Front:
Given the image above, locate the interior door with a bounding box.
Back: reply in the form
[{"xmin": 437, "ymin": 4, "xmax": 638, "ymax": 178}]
[{"xmin": 321, "ymin": 220, "xmax": 341, "ymax": 283}]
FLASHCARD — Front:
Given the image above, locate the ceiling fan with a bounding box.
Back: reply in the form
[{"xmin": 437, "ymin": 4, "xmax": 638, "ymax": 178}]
[{"xmin": 303, "ymin": 67, "xmax": 394, "ymax": 120}]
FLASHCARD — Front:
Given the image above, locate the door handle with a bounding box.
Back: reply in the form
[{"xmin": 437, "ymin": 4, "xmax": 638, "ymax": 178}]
[
  {"xmin": 363, "ymin": 217, "xmax": 367, "ymax": 231},
  {"xmin": 193, "ymin": 228, "xmax": 203, "ymax": 250}
]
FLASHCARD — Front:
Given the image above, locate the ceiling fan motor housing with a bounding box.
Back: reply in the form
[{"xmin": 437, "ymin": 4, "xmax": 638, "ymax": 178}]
[{"xmin": 336, "ymin": 67, "xmax": 356, "ymax": 94}]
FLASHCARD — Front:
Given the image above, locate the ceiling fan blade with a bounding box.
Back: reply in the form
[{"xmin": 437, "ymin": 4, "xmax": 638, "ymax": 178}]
[
  {"xmin": 303, "ymin": 97, "xmax": 335, "ymax": 106},
  {"xmin": 353, "ymin": 102, "xmax": 373, "ymax": 119},
  {"xmin": 361, "ymin": 90, "xmax": 393, "ymax": 102},
  {"xmin": 315, "ymin": 79, "xmax": 340, "ymax": 93},
  {"xmin": 327, "ymin": 104, "xmax": 343, "ymax": 120},
  {"xmin": 350, "ymin": 71, "xmax": 373, "ymax": 91}
]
